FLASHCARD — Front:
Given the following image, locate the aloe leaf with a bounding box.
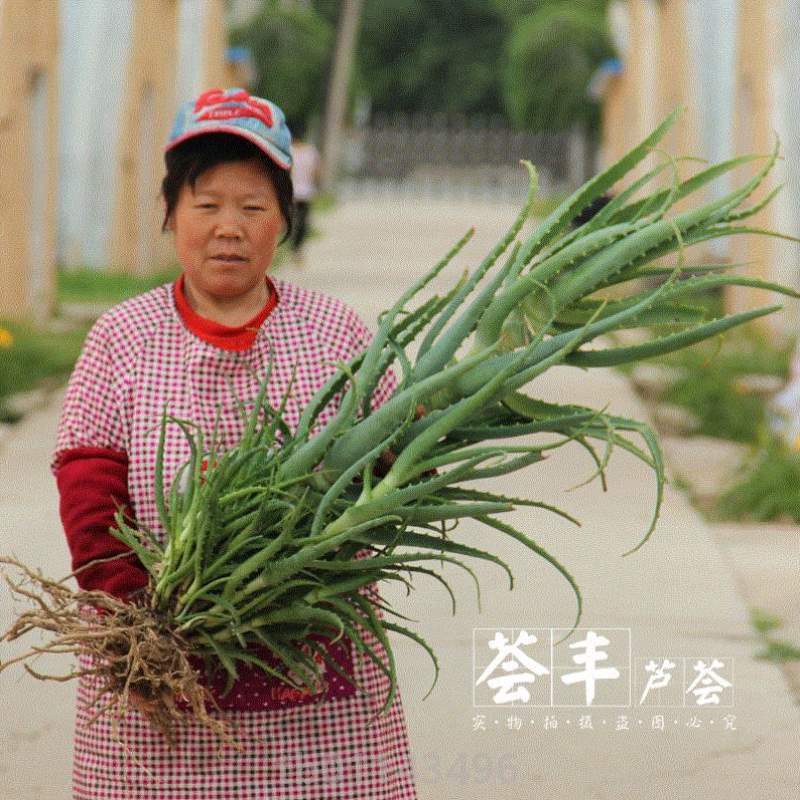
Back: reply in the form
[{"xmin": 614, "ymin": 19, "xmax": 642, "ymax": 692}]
[
  {"xmin": 324, "ymin": 597, "xmax": 394, "ymax": 682},
  {"xmin": 302, "ymin": 637, "xmax": 361, "ymax": 693},
  {"xmin": 322, "ymin": 343, "xmax": 500, "ymax": 478},
  {"xmin": 382, "ymin": 619, "xmax": 441, "ymax": 701},
  {"xmin": 597, "ymin": 415, "xmax": 665, "ymax": 555},
  {"xmin": 515, "ymin": 108, "xmax": 681, "ymax": 267},
  {"xmin": 438, "ymin": 487, "xmax": 582, "ymax": 527},
  {"xmin": 460, "ymin": 451, "xmax": 551, "ymax": 481},
  {"xmin": 396, "ymin": 499, "xmax": 513, "ymax": 522},
  {"xmin": 722, "ymin": 182, "xmax": 783, "ymax": 223},
  {"xmin": 415, "ymin": 239, "xmax": 524, "ymax": 379},
  {"xmin": 567, "ymin": 432, "xmax": 612, "ymax": 492},
  {"xmin": 196, "ymin": 631, "xmax": 240, "ymax": 695},
  {"xmin": 565, "ymin": 305, "xmax": 782, "ymax": 367},
  {"xmin": 590, "ymin": 273, "xmax": 800, "ymax": 321},
  {"xmin": 610, "ymin": 153, "xmax": 764, "ymax": 224},
  {"xmin": 396, "ymin": 565, "xmax": 458, "ymax": 615},
  {"xmin": 349, "ymin": 529, "xmax": 515, "ymax": 589},
  {"xmin": 248, "ymin": 631, "xmax": 324, "ymax": 693},
  {"xmin": 312, "ymin": 551, "xmax": 484, "ymax": 610},
  {"xmin": 416, "ymin": 163, "xmax": 538, "ymax": 364},
  {"xmin": 476, "ymin": 514, "xmax": 583, "ymax": 635},
  {"xmin": 542, "ymin": 154, "xmax": 685, "ymax": 258},
  {"xmin": 350, "ymin": 593, "xmax": 400, "ymax": 715},
  {"xmin": 310, "ymin": 402, "xmax": 417, "ymax": 537},
  {"xmin": 554, "ymin": 302, "xmax": 709, "ymax": 330}
]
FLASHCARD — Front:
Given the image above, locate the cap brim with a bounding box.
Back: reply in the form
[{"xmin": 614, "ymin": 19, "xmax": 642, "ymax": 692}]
[{"xmin": 164, "ymin": 125, "xmax": 292, "ymax": 170}]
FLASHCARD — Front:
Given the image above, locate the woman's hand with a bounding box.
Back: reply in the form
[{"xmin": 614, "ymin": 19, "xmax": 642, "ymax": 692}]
[
  {"xmin": 127, "ymin": 686, "xmax": 161, "ymax": 716},
  {"xmin": 122, "ymin": 588, "xmax": 160, "ymax": 715}
]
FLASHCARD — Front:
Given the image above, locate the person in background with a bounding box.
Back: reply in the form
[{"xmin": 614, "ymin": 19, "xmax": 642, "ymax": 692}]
[{"xmin": 289, "ymin": 125, "xmax": 321, "ymax": 266}]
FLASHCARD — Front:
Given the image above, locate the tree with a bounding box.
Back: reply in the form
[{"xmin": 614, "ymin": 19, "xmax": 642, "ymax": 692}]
[
  {"xmin": 354, "ymin": 0, "xmax": 508, "ymax": 118},
  {"xmin": 489, "ymin": 0, "xmax": 608, "ymax": 20},
  {"xmin": 502, "ymin": 4, "xmax": 613, "ymax": 133},
  {"xmin": 230, "ymin": 2, "xmax": 334, "ymax": 130},
  {"xmin": 238, "ymin": 0, "xmax": 613, "ymax": 139}
]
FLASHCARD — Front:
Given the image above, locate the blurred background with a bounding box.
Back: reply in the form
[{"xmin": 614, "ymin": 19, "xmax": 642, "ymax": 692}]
[
  {"xmin": 1, "ymin": 0, "xmax": 800, "ymax": 630},
  {"xmin": 0, "ymin": 0, "xmax": 785, "ymax": 310}
]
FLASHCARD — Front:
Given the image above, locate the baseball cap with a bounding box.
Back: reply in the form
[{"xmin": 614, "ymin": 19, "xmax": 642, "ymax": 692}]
[{"xmin": 165, "ymin": 87, "xmax": 293, "ymax": 170}]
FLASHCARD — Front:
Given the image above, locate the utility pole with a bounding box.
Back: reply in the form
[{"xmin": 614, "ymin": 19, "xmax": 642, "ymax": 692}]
[{"xmin": 319, "ymin": 0, "xmax": 363, "ymax": 192}]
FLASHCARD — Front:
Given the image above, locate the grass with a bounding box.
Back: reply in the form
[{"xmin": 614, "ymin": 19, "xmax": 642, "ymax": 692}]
[
  {"xmin": 56, "ymin": 190, "xmax": 340, "ymax": 306},
  {"xmin": 658, "ymin": 352, "xmax": 781, "ymax": 445},
  {"xmin": 4, "ymin": 193, "xmax": 340, "ymax": 422},
  {"xmin": 616, "ymin": 287, "xmax": 793, "ymax": 443},
  {"xmin": 757, "ymin": 640, "xmax": 800, "ymax": 662},
  {"xmin": 611, "ymin": 282, "xmax": 800, "ymax": 520},
  {"xmin": 750, "ymin": 608, "xmax": 800, "ymax": 663},
  {"xmin": 311, "ymin": 191, "xmax": 337, "ymax": 213},
  {"xmin": 751, "ymin": 608, "xmax": 783, "ymax": 634},
  {"xmin": 714, "ymin": 434, "xmax": 800, "ymax": 522},
  {"xmin": 58, "ymin": 266, "xmax": 180, "ymax": 306},
  {"xmin": 0, "ymin": 318, "xmax": 90, "ymax": 421},
  {"xmin": 6, "ymin": 264, "xmax": 181, "ymax": 420},
  {"xmin": 9, "ymin": 238, "xmax": 301, "ymax": 417},
  {"xmin": 650, "ymin": 319, "xmax": 799, "ymax": 519}
]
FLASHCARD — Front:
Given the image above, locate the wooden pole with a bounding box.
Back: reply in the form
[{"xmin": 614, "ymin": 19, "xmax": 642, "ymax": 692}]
[{"xmin": 319, "ymin": 0, "xmax": 363, "ymax": 192}]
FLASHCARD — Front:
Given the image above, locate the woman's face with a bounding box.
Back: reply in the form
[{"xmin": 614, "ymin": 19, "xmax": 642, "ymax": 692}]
[{"xmin": 167, "ymin": 158, "xmax": 285, "ymax": 303}]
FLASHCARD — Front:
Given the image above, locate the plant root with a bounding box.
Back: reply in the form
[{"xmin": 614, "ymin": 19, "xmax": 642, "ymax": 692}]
[{"xmin": 0, "ymin": 556, "xmax": 243, "ymax": 754}]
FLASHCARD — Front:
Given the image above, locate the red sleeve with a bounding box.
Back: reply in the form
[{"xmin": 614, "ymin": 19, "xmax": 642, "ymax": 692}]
[{"xmin": 55, "ymin": 447, "xmax": 149, "ymax": 600}]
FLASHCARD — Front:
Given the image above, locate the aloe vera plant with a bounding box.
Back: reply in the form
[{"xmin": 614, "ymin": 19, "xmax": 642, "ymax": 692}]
[
  {"xmin": 108, "ymin": 109, "xmax": 798, "ymax": 710},
  {"xmin": 3, "ymin": 110, "xmax": 797, "ymax": 743}
]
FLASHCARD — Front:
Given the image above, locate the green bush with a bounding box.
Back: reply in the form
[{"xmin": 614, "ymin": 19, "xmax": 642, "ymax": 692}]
[
  {"xmin": 750, "ymin": 608, "xmax": 800, "ymax": 662},
  {"xmin": 756, "ymin": 639, "xmax": 800, "ymax": 662},
  {"xmin": 1, "ymin": 267, "xmax": 187, "ymax": 420},
  {"xmin": 356, "ymin": 0, "xmax": 507, "ymax": 117}
]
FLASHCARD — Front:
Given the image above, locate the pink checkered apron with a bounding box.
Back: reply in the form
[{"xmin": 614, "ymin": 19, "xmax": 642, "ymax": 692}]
[{"xmin": 54, "ymin": 278, "xmax": 418, "ymax": 799}]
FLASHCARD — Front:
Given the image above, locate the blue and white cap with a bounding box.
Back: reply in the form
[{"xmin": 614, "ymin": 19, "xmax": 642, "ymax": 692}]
[{"xmin": 165, "ymin": 87, "xmax": 292, "ymax": 170}]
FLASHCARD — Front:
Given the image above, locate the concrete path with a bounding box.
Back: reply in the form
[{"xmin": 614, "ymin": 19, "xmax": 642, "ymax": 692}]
[{"xmin": 2, "ymin": 195, "xmax": 799, "ymax": 799}]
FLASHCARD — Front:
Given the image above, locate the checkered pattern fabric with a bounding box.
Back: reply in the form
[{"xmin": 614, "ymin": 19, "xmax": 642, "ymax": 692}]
[{"xmin": 54, "ymin": 278, "xmax": 418, "ymax": 798}]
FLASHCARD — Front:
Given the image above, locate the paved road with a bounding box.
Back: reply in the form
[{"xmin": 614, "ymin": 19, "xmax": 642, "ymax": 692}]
[{"xmin": 2, "ymin": 195, "xmax": 799, "ymax": 799}]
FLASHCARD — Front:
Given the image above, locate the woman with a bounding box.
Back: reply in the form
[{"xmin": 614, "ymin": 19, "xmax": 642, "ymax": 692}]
[{"xmin": 52, "ymin": 87, "xmax": 418, "ymax": 799}]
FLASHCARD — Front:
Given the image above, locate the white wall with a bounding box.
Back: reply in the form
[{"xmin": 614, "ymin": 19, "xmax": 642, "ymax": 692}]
[
  {"xmin": 686, "ymin": 0, "xmax": 739, "ymax": 186},
  {"xmin": 639, "ymin": 0, "xmax": 661, "ymax": 141},
  {"xmin": 176, "ymin": 0, "xmax": 207, "ymax": 105},
  {"xmin": 28, "ymin": 70, "xmax": 49, "ymax": 315},
  {"xmin": 57, "ymin": 0, "xmax": 135, "ymax": 268},
  {"xmin": 772, "ymin": 0, "xmax": 800, "ymax": 297},
  {"xmin": 58, "ymin": 0, "xmax": 219, "ymax": 269},
  {"xmin": 685, "ymin": 0, "xmax": 738, "ymax": 261}
]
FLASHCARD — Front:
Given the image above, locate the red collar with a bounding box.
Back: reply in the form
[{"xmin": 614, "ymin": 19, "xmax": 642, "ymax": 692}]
[{"xmin": 173, "ymin": 273, "xmax": 279, "ymax": 351}]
